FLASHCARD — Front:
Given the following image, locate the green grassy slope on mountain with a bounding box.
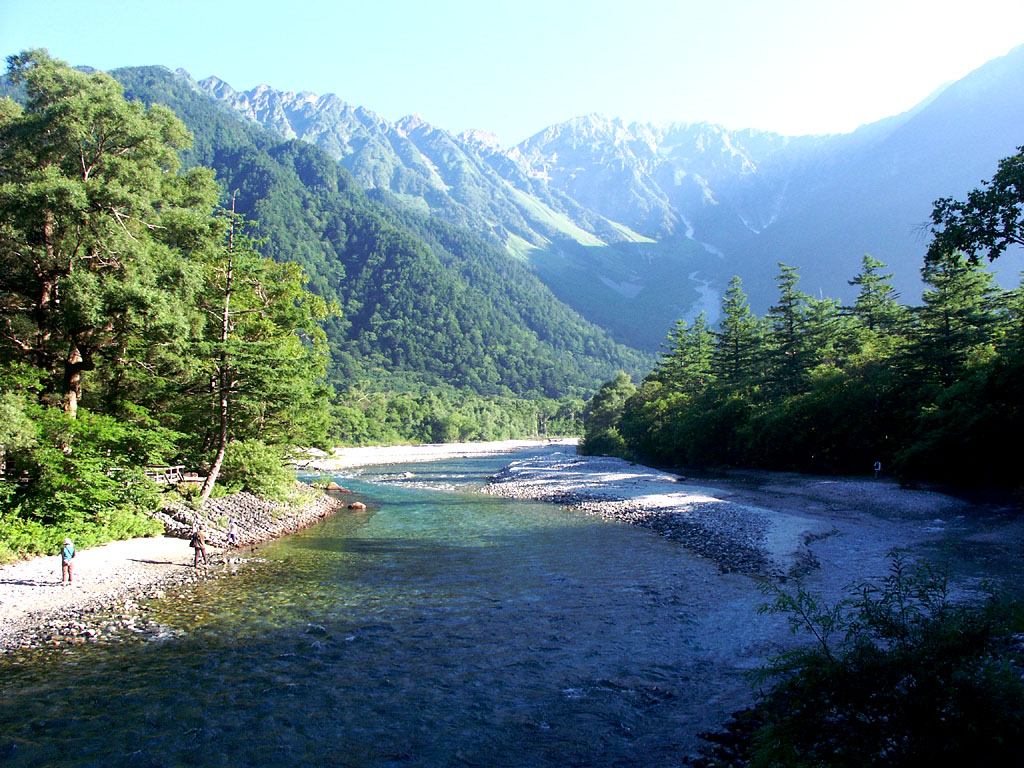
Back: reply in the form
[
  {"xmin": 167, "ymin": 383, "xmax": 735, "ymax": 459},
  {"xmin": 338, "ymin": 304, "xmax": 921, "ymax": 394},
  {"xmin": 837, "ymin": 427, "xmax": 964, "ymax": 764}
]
[{"xmin": 110, "ymin": 66, "xmax": 648, "ymax": 396}]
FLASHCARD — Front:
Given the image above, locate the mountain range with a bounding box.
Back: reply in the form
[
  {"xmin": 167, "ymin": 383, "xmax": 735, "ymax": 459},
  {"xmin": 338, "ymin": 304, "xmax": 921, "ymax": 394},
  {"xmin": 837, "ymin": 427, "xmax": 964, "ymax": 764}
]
[
  {"xmin": 190, "ymin": 46, "xmax": 1024, "ymax": 350},
  {"xmin": 78, "ymin": 65, "xmax": 649, "ymax": 398}
]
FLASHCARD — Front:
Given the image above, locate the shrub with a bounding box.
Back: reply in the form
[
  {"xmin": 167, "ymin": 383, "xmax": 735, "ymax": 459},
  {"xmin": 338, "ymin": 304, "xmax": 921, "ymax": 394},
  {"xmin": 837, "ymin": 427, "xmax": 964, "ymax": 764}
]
[
  {"xmin": 746, "ymin": 553, "xmax": 1024, "ymax": 767},
  {"xmin": 218, "ymin": 439, "xmax": 295, "ymax": 501}
]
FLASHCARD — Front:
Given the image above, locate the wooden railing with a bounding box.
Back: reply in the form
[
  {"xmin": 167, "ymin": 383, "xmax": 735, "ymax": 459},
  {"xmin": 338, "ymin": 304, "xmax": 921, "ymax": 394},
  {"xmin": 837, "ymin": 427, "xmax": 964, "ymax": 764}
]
[{"xmin": 144, "ymin": 465, "xmax": 185, "ymax": 484}]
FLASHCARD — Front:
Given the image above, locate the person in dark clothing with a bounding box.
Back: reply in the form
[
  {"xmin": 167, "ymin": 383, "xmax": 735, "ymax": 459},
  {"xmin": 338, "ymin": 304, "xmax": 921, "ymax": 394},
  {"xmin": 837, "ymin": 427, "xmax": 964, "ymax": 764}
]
[{"xmin": 190, "ymin": 526, "xmax": 208, "ymax": 568}]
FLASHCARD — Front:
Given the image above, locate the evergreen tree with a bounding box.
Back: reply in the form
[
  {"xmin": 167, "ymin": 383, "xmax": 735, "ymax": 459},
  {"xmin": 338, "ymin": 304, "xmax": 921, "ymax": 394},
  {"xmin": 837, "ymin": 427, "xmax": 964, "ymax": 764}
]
[
  {"xmin": 848, "ymin": 255, "xmax": 906, "ymax": 335},
  {"xmin": 915, "ymin": 252, "xmax": 1004, "ymax": 387},
  {"xmin": 766, "ymin": 263, "xmax": 812, "ymax": 395},
  {"xmin": 0, "ymin": 50, "xmax": 215, "ymax": 418},
  {"xmin": 656, "ymin": 312, "xmax": 716, "ymax": 394},
  {"xmin": 190, "ymin": 213, "xmax": 333, "ymax": 503},
  {"xmin": 713, "ymin": 276, "xmax": 762, "ymax": 393},
  {"xmin": 803, "ymin": 295, "xmax": 856, "ymax": 371}
]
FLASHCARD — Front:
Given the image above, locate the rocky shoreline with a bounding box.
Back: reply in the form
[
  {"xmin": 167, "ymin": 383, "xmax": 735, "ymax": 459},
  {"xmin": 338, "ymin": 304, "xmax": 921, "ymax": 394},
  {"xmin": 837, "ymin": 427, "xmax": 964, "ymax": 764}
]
[
  {"xmin": 0, "ymin": 483, "xmax": 345, "ymax": 655},
  {"xmin": 152, "ymin": 482, "xmax": 345, "ymax": 547},
  {"xmin": 484, "ymin": 453, "xmax": 802, "ymax": 578}
]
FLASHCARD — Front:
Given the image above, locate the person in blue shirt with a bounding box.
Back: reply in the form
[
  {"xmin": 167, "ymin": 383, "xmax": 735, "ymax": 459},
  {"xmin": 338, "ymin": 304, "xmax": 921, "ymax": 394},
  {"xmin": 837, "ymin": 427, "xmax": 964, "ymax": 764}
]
[{"xmin": 61, "ymin": 538, "xmax": 75, "ymax": 585}]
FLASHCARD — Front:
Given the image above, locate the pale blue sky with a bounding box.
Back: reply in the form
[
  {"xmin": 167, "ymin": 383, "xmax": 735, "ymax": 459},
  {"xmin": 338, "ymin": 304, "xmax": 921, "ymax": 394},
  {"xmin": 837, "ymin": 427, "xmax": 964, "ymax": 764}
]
[{"xmin": 2, "ymin": 0, "xmax": 1023, "ymax": 145}]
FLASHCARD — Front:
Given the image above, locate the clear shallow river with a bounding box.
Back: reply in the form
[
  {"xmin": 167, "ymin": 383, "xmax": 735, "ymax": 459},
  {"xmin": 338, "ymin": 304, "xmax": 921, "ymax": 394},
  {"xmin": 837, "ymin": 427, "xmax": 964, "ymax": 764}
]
[{"xmin": 0, "ymin": 450, "xmax": 783, "ymax": 767}]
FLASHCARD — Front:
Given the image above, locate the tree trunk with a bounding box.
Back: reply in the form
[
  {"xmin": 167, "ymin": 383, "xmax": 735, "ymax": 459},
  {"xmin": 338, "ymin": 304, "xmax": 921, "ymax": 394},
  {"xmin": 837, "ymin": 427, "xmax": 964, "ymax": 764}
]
[
  {"xmin": 198, "ymin": 246, "xmax": 234, "ymax": 505},
  {"xmin": 62, "ymin": 342, "xmax": 84, "ymax": 419},
  {"xmin": 198, "ymin": 366, "xmax": 229, "ymax": 504}
]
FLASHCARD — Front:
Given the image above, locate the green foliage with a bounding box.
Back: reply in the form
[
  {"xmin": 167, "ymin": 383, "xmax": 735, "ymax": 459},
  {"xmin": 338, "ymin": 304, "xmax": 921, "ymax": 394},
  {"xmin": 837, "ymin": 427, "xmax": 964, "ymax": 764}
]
[
  {"xmin": 0, "ymin": 50, "xmax": 218, "ymax": 418},
  {"xmin": 217, "ymin": 439, "xmax": 295, "ymax": 502},
  {"xmin": 1, "ymin": 408, "xmax": 164, "ymax": 559},
  {"xmin": 329, "ymin": 387, "xmax": 583, "ymax": 446},
  {"xmin": 929, "ymin": 144, "xmax": 1024, "ymax": 264},
  {"xmin": 583, "ymin": 236, "xmax": 1020, "ymax": 488},
  {"xmin": 915, "ymin": 251, "xmax": 1004, "ymax": 387},
  {"xmin": 749, "ymin": 554, "xmax": 1024, "ymax": 767},
  {"xmin": 655, "ymin": 313, "xmax": 716, "ymax": 394},
  {"xmin": 714, "ymin": 276, "xmax": 763, "ymax": 393},
  {"xmin": 848, "ymin": 254, "xmax": 909, "ymax": 345},
  {"xmin": 0, "ymin": 52, "xmax": 336, "ymax": 558},
  {"xmin": 579, "ymin": 372, "xmax": 636, "ymax": 456}
]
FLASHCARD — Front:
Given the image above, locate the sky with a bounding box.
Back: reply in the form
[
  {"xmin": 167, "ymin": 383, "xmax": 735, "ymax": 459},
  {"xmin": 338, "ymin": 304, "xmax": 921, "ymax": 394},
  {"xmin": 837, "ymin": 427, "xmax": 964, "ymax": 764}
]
[{"xmin": 2, "ymin": 0, "xmax": 1024, "ymax": 146}]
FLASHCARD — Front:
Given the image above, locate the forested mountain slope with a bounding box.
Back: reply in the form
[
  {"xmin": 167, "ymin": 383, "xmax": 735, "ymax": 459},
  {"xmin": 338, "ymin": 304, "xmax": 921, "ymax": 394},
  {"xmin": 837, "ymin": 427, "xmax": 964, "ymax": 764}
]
[
  {"xmin": 107, "ymin": 66, "xmax": 648, "ymax": 396},
  {"xmin": 197, "ymin": 46, "xmax": 1024, "ymax": 349}
]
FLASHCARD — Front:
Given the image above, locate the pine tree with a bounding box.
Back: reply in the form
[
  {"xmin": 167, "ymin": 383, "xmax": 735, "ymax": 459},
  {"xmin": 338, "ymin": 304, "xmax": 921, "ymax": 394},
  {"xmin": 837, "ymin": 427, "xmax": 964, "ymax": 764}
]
[
  {"xmin": 656, "ymin": 312, "xmax": 716, "ymax": 395},
  {"xmin": 0, "ymin": 49, "xmax": 217, "ymax": 417},
  {"xmin": 848, "ymin": 255, "xmax": 906, "ymax": 334},
  {"xmin": 804, "ymin": 295, "xmax": 855, "ymax": 371},
  {"xmin": 766, "ymin": 263, "xmax": 812, "ymax": 395},
  {"xmin": 713, "ymin": 275, "xmax": 763, "ymax": 393},
  {"xmin": 915, "ymin": 252, "xmax": 1004, "ymax": 386}
]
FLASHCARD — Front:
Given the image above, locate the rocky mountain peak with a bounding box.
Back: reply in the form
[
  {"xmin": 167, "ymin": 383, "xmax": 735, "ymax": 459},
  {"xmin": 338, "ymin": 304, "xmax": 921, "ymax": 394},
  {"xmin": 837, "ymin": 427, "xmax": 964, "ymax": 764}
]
[
  {"xmin": 395, "ymin": 113, "xmax": 437, "ymax": 137},
  {"xmin": 198, "ymin": 75, "xmax": 235, "ymax": 100},
  {"xmin": 459, "ymin": 129, "xmax": 503, "ymax": 152}
]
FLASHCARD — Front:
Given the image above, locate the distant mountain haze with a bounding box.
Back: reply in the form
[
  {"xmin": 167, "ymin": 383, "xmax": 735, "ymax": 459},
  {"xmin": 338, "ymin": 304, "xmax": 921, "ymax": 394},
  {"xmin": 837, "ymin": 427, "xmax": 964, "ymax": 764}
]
[{"xmin": 189, "ymin": 46, "xmax": 1024, "ymax": 350}]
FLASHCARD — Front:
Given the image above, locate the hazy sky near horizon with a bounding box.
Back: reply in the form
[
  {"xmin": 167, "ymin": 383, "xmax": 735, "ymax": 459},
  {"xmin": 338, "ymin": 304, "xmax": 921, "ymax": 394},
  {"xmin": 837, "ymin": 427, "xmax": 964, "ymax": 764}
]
[{"xmin": 2, "ymin": 0, "xmax": 1023, "ymax": 145}]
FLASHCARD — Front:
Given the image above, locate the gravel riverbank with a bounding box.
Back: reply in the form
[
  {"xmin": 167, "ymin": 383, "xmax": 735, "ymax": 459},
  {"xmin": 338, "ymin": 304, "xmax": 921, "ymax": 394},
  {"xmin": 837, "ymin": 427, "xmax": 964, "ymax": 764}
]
[
  {"xmin": 0, "ymin": 483, "xmax": 344, "ymax": 654},
  {"xmin": 483, "ymin": 451, "xmax": 986, "ymax": 584},
  {"xmin": 304, "ymin": 438, "xmax": 577, "ymax": 470}
]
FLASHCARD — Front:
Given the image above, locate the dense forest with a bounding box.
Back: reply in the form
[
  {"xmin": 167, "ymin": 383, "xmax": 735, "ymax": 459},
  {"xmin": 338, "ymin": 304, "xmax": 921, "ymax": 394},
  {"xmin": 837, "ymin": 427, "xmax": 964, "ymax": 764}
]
[
  {"xmin": 108, "ymin": 65, "xmax": 650, "ymax": 397},
  {"xmin": 0, "ymin": 51, "xmax": 606, "ymax": 560},
  {"xmin": 581, "ymin": 146, "xmax": 1024, "ymax": 491},
  {"xmin": 0, "ymin": 52, "xmax": 337, "ymax": 557}
]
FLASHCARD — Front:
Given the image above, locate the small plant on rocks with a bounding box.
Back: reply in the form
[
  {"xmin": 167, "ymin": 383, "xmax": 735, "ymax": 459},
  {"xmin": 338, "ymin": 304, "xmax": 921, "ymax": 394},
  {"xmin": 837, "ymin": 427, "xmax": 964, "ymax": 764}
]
[
  {"xmin": 737, "ymin": 552, "xmax": 1024, "ymax": 767},
  {"xmin": 693, "ymin": 552, "xmax": 1024, "ymax": 767}
]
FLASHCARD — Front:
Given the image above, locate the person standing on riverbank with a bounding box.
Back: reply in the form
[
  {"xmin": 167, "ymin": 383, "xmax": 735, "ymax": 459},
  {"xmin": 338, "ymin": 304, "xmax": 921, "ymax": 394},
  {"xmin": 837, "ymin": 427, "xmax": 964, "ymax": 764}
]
[
  {"xmin": 60, "ymin": 538, "xmax": 75, "ymax": 585},
  {"xmin": 190, "ymin": 526, "xmax": 208, "ymax": 568}
]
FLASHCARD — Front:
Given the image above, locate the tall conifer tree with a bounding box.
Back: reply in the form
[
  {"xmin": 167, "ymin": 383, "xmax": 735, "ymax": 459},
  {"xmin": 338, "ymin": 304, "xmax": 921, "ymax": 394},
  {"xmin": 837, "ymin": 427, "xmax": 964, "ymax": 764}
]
[
  {"xmin": 0, "ymin": 50, "xmax": 216, "ymax": 418},
  {"xmin": 766, "ymin": 263, "xmax": 811, "ymax": 395},
  {"xmin": 713, "ymin": 276, "xmax": 762, "ymax": 393},
  {"xmin": 915, "ymin": 252, "xmax": 1004, "ymax": 386}
]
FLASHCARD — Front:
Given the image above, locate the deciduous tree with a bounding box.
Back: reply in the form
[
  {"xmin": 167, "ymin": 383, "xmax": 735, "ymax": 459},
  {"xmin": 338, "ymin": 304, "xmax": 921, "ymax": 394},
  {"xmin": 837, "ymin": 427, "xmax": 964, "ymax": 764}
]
[{"xmin": 929, "ymin": 145, "xmax": 1024, "ymax": 264}]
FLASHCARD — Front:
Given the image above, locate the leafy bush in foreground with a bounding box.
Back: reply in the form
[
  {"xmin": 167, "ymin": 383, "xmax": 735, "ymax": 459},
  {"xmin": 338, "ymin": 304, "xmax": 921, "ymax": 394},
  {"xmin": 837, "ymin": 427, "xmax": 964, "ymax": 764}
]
[{"xmin": 745, "ymin": 554, "xmax": 1024, "ymax": 767}]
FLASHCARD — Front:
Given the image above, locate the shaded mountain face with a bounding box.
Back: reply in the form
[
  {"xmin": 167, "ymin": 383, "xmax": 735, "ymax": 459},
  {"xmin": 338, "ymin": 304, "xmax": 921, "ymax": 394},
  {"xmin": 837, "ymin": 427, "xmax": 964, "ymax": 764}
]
[
  {"xmin": 101, "ymin": 66, "xmax": 649, "ymax": 397},
  {"xmin": 195, "ymin": 48, "xmax": 1024, "ymax": 350}
]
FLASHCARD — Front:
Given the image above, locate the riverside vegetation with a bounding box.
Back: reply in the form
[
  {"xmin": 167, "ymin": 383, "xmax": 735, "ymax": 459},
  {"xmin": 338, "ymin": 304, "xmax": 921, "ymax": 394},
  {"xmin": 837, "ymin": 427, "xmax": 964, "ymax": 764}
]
[
  {"xmin": 580, "ymin": 146, "xmax": 1024, "ymax": 764},
  {"xmin": 581, "ymin": 138, "xmax": 1024, "ymax": 492},
  {"xmin": 0, "ymin": 50, "xmax": 337, "ymax": 560},
  {"xmin": 0, "ymin": 51, "xmax": 596, "ymax": 562},
  {"xmin": 688, "ymin": 554, "xmax": 1024, "ymax": 767}
]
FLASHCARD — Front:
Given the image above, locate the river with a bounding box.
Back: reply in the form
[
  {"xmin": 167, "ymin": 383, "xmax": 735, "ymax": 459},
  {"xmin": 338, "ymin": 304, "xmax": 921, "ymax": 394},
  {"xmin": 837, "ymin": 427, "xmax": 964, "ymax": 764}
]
[{"xmin": 0, "ymin": 447, "xmax": 952, "ymax": 767}]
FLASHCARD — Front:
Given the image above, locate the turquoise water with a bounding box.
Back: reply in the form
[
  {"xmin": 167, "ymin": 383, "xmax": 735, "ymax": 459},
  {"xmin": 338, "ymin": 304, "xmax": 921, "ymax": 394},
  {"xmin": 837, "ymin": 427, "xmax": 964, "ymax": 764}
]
[{"xmin": 0, "ymin": 451, "xmax": 774, "ymax": 767}]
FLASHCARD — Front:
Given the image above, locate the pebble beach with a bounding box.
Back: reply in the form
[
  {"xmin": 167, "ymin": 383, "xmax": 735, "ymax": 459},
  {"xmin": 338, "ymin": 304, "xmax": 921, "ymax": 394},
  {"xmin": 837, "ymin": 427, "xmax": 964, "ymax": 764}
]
[
  {"xmin": 2, "ymin": 438, "xmax": 1002, "ymax": 654},
  {"xmin": 0, "ymin": 440, "xmax": 569, "ymax": 653}
]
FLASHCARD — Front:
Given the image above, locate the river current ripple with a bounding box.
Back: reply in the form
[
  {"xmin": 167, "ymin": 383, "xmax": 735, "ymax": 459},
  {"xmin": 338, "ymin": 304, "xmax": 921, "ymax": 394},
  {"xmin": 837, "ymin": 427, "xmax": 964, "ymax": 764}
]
[{"xmin": 0, "ymin": 450, "xmax": 786, "ymax": 767}]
